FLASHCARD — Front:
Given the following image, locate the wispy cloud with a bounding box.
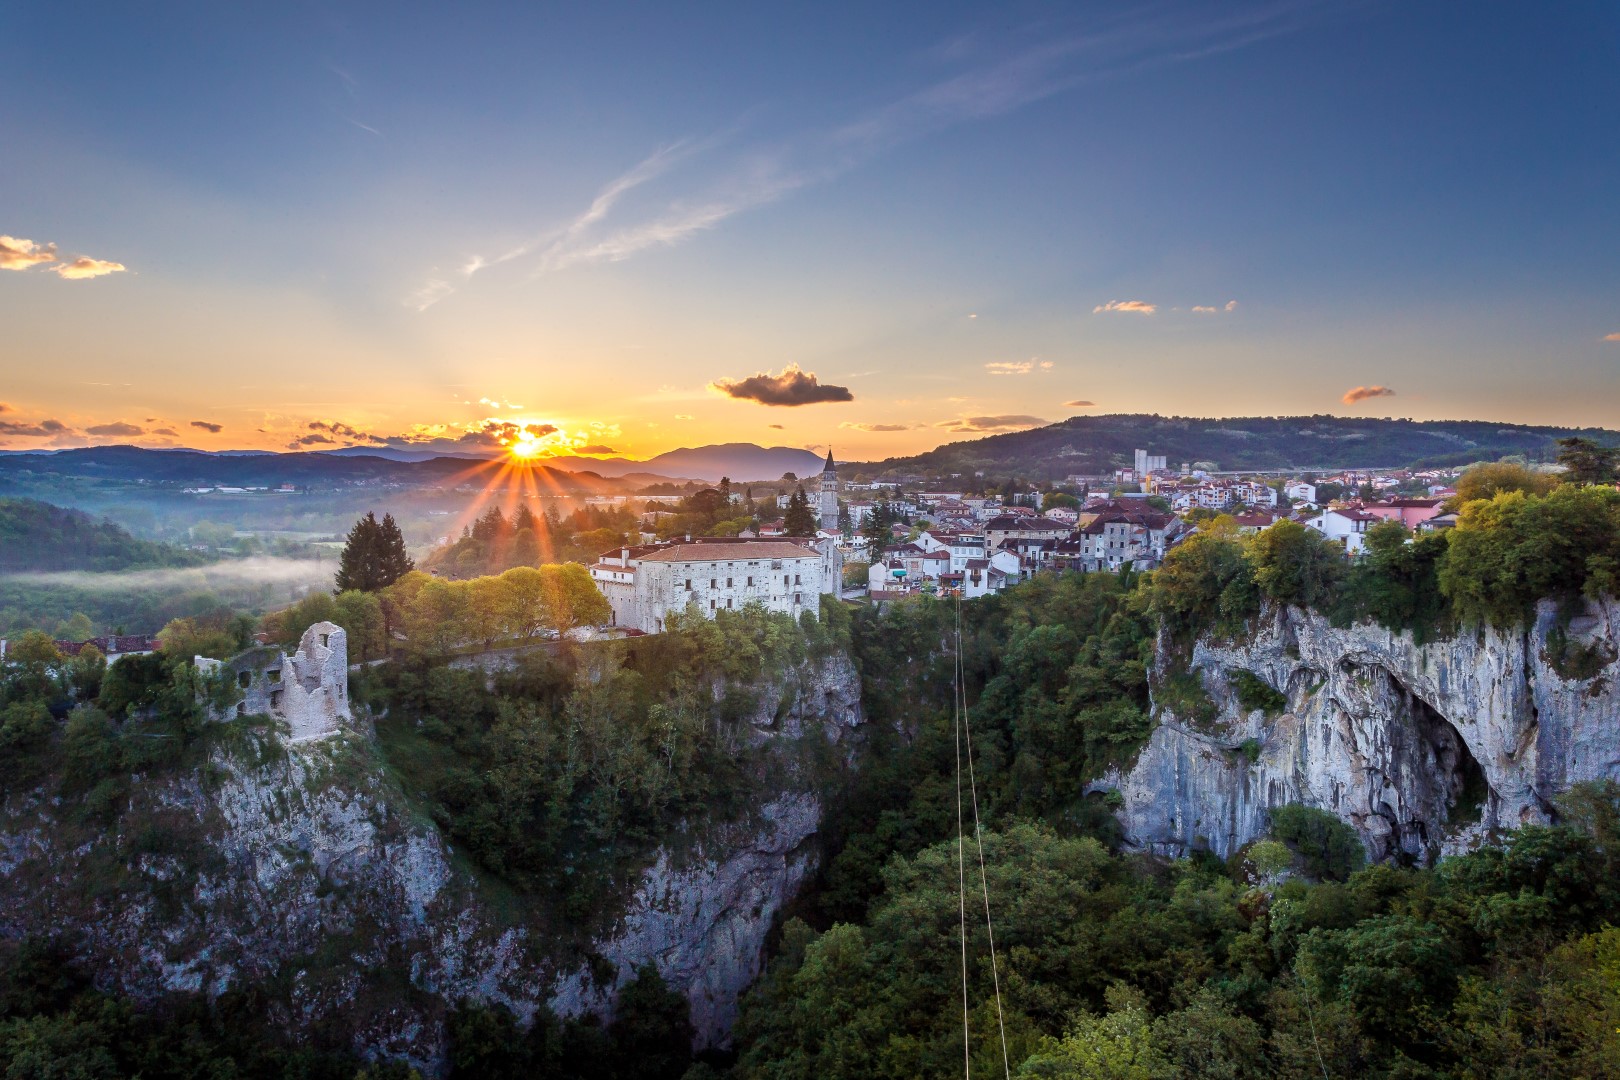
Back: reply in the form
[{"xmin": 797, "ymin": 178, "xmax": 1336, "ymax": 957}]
[
  {"xmin": 985, "ymin": 361, "xmax": 1033, "ymax": 375},
  {"xmin": 840, "ymin": 421, "xmax": 911, "ymax": 432},
  {"xmin": 1342, "ymin": 385, "xmax": 1396, "ymax": 405},
  {"xmin": 86, "ymin": 421, "xmax": 144, "ymax": 437},
  {"xmin": 1192, "ymin": 300, "xmax": 1239, "ymax": 314},
  {"xmin": 1094, "ymin": 299, "xmax": 1156, "ymax": 315},
  {"xmin": 936, "ymin": 414, "xmax": 1050, "ymax": 433},
  {"xmin": 422, "ymin": 9, "xmax": 1314, "ymax": 302},
  {"xmin": 1063, "ymin": 400, "xmax": 1096, "ymax": 408},
  {"xmin": 1604, "ymin": 332, "xmax": 1620, "ymax": 343}
]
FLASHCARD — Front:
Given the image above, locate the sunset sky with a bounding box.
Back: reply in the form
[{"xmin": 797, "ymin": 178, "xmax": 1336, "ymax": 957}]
[{"xmin": 3, "ymin": 2, "xmax": 1618, "ymax": 462}]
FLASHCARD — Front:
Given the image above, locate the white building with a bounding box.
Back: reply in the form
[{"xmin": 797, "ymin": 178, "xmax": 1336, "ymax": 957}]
[
  {"xmin": 1307, "ymin": 507, "xmax": 1378, "ymax": 555},
  {"xmin": 1134, "ymin": 449, "xmax": 1168, "ymax": 475},
  {"xmin": 591, "ymin": 538, "xmax": 842, "ymax": 634}
]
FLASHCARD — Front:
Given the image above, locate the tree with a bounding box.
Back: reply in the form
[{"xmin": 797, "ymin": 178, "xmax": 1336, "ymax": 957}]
[
  {"xmin": 1555, "ymin": 437, "xmax": 1619, "ymax": 487},
  {"xmin": 1450, "ymin": 461, "xmax": 1556, "ymax": 508},
  {"xmin": 336, "ymin": 512, "xmax": 415, "ymax": 592},
  {"xmin": 1246, "ymin": 519, "xmax": 1345, "ymax": 610},
  {"xmin": 783, "ymin": 486, "xmax": 816, "ymax": 536}
]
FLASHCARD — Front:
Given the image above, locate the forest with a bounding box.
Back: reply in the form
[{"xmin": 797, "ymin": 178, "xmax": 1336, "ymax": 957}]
[{"xmin": 2, "ymin": 474, "xmax": 1619, "ymax": 1077}]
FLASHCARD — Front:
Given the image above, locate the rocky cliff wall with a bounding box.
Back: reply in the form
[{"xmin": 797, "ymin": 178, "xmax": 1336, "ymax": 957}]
[
  {"xmin": 0, "ymin": 651, "xmax": 864, "ymax": 1071},
  {"xmin": 1104, "ymin": 599, "xmax": 1620, "ymax": 863}
]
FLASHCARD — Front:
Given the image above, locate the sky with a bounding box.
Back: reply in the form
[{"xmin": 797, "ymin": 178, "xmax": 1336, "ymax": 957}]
[{"xmin": 3, "ymin": 1, "xmax": 1619, "ymax": 463}]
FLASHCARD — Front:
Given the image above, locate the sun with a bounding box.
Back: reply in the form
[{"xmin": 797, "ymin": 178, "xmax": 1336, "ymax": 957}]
[{"xmin": 508, "ymin": 436, "xmax": 542, "ymax": 460}]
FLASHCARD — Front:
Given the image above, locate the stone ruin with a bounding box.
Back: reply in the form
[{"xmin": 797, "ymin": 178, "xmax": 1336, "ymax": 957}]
[{"xmin": 197, "ymin": 621, "xmax": 351, "ymax": 741}]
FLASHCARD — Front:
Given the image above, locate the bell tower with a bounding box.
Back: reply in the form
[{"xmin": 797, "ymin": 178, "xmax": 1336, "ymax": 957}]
[{"xmin": 818, "ymin": 447, "xmax": 839, "ymax": 532}]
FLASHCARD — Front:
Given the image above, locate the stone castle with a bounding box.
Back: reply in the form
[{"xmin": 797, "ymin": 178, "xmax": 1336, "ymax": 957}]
[{"xmin": 197, "ymin": 620, "xmax": 351, "ymax": 741}]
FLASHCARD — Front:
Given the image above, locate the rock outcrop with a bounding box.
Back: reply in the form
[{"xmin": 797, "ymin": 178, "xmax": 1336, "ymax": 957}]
[
  {"xmin": 0, "ymin": 651, "xmax": 865, "ymax": 1071},
  {"xmin": 1104, "ymin": 600, "xmax": 1620, "ymax": 863}
]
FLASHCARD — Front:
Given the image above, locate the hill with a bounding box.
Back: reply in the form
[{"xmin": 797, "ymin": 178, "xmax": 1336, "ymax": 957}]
[
  {"xmin": 0, "ymin": 446, "xmax": 635, "ymax": 493},
  {"xmin": 0, "ymin": 497, "xmax": 206, "ymax": 573},
  {"xmin": 857, "ymin": 413, "xmax": 1620, "ymax": 479},
  {"xmin": 545, "ymin": 443, "xmax": 827, "ymax": 483}
]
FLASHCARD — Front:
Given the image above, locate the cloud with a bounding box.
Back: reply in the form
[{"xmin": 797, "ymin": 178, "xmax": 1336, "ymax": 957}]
[
  {"xmin": 767, "ymin": 423, "xmax": 783, "ymax": 429},
  {"xmin": 1063, "ymin": 400, "xmax": 1096, "ymax": 408},
  {"xmin": 291, "ymin": 433, "xmax": 335, "ymax": 447},
  {"xmin": 840, "ymin": 421, "xmax": 910, "ymax": 432},
  {"xmin": 86, "ymin": 422, "xmax": 144, "ymax": 437},
  {"xmin": 711, "ymin": 364, "xmax": 854, "ymax": 406},
  {"xmin": 1604, "ymin": 332, "xmax": 1620, "ymax": 342},
  {"xmin": 1226, "ymin": 300, "xmax": 1238, "ymax": 312},
  {"xmin": 572, "ymin": 444, "xmax": 618, "ymax": 455},
  {"xmin": 306, "ymin": 420, "xmax": 385, "ymax": 444},
  {"xmin": 190, "ymin": 420, "xmax": 224, "ymax": 433},
  {"xmin": 431, "ymin": 11, "xmax": 1313, "ymax": 291},
  {"xmin": 675, "ymin": 414, "xmax": 694, "ymax": 420},
  {"xmin": 153, "ymin": 428, "xmax": 178, "ymax": 436},
  {"xmin": 0, "ymin": 235, "xmax": 58, "ymax": 270},
  {"xmin": 985, "ymin": 361, "xmax": 1033, "ymax": 376},
  {"xmin": 0, "ymin": 403, "xmax": 12, "ymax": 413},
  {"xmin": 1093, "ymin": 300, "xmax": 1156, "ymax": 315},
  {"xmin": 0, "ymin": 418, "xmax": 72, "ymax": 437},
  {"xmin": 1342, "ymin": 385, "xmax": 1396, "ymax": 405},
  {"xmin": 935, "ymin": 414, "xmax": 1051, "ymax": 433},
  {"xmin": 54, "ymin": 257, "xmax": 126, "ymax": 280},
  {"xmin": 1191, "ymin": 300, "xmax": 1239, "ymax": 314}
]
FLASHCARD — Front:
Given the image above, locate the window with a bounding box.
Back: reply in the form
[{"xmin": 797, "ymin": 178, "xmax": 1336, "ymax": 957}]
[
  {"xmin": 747, "ymin": 576, "xmax": 753, "ymax": 586},
  {"xmin": 794, "ymin": 573, "xmax": 801, "ymax": 584},
  {"xmin": 726, "ymin": 599, "xmax": 733, "ymax": 608},
  {"xmin": 685, "ymin": 578, "xmax": 692, "ymax": 590},
  {"xmin": 320, "ymin": 633, "xmax": 329, "ymax": 647},
  {"xmin": 710, "ymin": 599, "xmax": 716, "ymax": 610},
  {"xmin": 727, "ymin": 577, "xmax": 733, "ymax": 587},
  {"xmin": 710, "ymin": 578, "xmax": 717, "ymax": 589},
  {"xmin": 238, "ymin": 670, "xmax": 251, "ymax": 689},
  {"xmin": 268, "ymin": 669, "xmax": 281, "ymax": 684}
]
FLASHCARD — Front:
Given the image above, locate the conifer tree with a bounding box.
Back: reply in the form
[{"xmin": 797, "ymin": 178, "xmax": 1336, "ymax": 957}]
[
  {"xmin": 336, "ymin": 511, "xmax": 414, "ymax": 592},
  {"xmin": 784, "ymin": 486, "xmax": 816, "ymax": 536}
]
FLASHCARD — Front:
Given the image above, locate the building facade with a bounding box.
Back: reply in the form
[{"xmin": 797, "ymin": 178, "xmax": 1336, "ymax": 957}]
[
  {"xmin": 818, "ymin": 448, "xmax": 840, "ymax": 532},
  {"xmin": 591, "ymin": 537, "xmax": 843, "ymax": 634}
]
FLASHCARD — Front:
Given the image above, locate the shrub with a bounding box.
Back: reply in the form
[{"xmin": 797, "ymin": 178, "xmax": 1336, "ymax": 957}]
[{"xmin": 1269, "ymin": 804, "xmax": 1366, "ymax": 882}]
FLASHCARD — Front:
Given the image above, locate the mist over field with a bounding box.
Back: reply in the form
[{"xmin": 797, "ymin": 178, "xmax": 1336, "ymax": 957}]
[{"xmin": 0, "ymin": 557, "xmax": 334, "ymax": 595}]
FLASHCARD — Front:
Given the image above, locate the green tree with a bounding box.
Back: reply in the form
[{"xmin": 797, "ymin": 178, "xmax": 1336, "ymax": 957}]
[
  {"xmin": 1449, "ymin": 460, "xmax": 1556, "ymax": 508},
  {"xmin": 1246, "ymin": 519, "xmax": 1344, "ymax": 610},
  {"xmin": 1555, "ymin": 436, "xmax": 1619, "ymax": 487},
  {"xmin": 784, "ymin": 486, "xmax": 817, "ymax": 536},
  {"xmin": 336, "ymin": 512, "xmax": 415, "ymax": 592}
]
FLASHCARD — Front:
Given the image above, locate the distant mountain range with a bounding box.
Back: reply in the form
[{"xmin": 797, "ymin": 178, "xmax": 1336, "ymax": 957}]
[
  {"xmin": 543, "ymin": 443, "xmax": 828, "ymax": 483},
  {"xmin": 0, "ymin": 446, "xmax": 634, "ymax": 492},
  {"xmin": 852, "ymin": 414, "xmax": 1620, "ymax": 479}
]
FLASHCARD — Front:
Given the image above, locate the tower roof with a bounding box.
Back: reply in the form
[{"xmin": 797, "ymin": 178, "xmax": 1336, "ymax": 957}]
[{"xmin": 822, "ymin": 447, "xmax": 837, "ymax": 474}]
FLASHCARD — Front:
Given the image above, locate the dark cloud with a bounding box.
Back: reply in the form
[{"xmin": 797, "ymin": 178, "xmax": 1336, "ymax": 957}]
[
  {"xmin": 0, "ymin": 403, "xmax": 12, "ymax": 413},
  {"xmin": 767, "ymin": 424, "xmax": 784, "ymax": 429},
  {"xmin": 0, "ymin": 418, "xmax": 72, "ymax": 437},
  {"xmin": 291, "ymin": 433, "xmax": 336, "ymax": 447},
  {"xmin": 190, "ymin": 420, "xmax": 224, "ymax": 433},
  {"xmin": 153, "ymin": 428, "xmax": 178, "ymax": 436},
  {"xmin": 935, "ymin": 415, "xmax": 1051, "ymax": 433},
  {"xmin": 87, "ymin": 422, "xmax": 145, "ymax": 437},
  {"xmin": 307, "ymin": 420, "xmax": 384, "ymax": 444},
  {"xmin": 1341, "ymin": 385, "xmax": 1396, "ymax": 405},
  {"xmin": 1062, "ymin": 400, "xmax": 1095, "ymax": 408},
  {"xmin": 711, "ymin": 364, "xmax": 853, "ymax": 407}
]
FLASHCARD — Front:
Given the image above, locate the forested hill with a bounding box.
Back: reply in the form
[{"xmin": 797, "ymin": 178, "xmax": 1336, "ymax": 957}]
[
  {"xmin": 860, "ymin": 414, "xmax": 1620, "ymax": 478},
  {"xmin": 0, "ymin": 497, "xmax": 206, "ymax": 572}
]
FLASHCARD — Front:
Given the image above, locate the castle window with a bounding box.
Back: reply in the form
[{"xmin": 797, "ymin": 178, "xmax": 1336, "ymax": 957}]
[
  {"xmin": 268, "ymin": 669, "xmax": 280, "ymax": 683},
  {"xmin": 238, "ymin": 670, "xmax": 251, "ymax": 688},
  {"xmin": 726, "ymin": 577, "xmax": 733, "ymax": 587},
  {"xmin": 794, "ymin": 574, "xmax": 801, "ymax": 585},
  {"xmin": 320, "ymin": 633, "xmax": 329, "ymax": 647},
  {"xmin": 747, "ymin": 576, "xmax": 753, "ymax": 586},
  {"xmin": 685, "ymin": 579, "xmax": 692, "ymax": 590},
  {"xmin": 710, "ymin": 599, "xmax": 716, "ymax": 610}
]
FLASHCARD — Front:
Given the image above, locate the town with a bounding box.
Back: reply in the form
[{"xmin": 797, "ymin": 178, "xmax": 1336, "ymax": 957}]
[{"xmin": 584, "ymin": 446, "xmax": 1470, "ymax": 632}]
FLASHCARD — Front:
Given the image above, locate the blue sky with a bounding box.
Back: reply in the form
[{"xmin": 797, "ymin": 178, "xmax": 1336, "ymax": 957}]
[{"xmin": 3, "ymin": 1, "xmax": 1618, "ymax": 459}]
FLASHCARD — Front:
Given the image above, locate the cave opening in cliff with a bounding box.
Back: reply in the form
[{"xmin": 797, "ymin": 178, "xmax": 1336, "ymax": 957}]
[{"xmin": 1409, "ymin": 691, "xmax": 1492, "ymax": 831}]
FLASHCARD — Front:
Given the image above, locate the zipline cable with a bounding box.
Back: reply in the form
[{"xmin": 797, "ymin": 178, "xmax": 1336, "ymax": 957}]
[
  {"xmin": 953, "ymin": 605, "xmax": 973, "ymax": 1079},
  {"xmin": 957, "ymin": 597, "xmax": 1012, "ymax": 1079}
]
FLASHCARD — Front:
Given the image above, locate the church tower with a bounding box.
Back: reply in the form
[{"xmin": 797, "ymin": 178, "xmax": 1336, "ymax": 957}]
[{"xmin": 818, "ymin": 447, "xmax": 839, "ymax": 532}]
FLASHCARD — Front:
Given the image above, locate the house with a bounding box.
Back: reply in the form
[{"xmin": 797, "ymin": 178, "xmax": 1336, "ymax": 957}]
[
  {"xmin": 1284, "ymin": 481, "xmax": 1318, "ymax": 505},
  {"xmin": 52, "ymin": 634, "xmax": 159, "ymax": 664},
  {"xmin": 961, "ymin": 559, "xmax": 1011, "ymax": 599},
  {"xmin": 1361, "ymin": 497, "xmax": 1445, "ymax": 530},
  {"xmin": 983, "ymin": 514, "xmax": 1070, "ymax": 552},
  {"xmin": 590, "ymin": 537, "xmax": 842, "ymax": 634},
  {"xmin": 1307, "ymin": 507, "xmax": 1380, "ymax": 554},
  {"xmin": 1071, "ymin": 507, "xmax": 1181, "ymax": 571}
]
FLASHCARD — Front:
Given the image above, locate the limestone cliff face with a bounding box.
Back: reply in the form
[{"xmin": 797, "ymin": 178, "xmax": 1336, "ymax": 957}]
[
  {"xmin": 0, "ymin": 652, "xmax": 864, "ymax": 1071},
  {"xmin": 1104, "ymin": 600, "xmax": 1620, "ymax": 863}
]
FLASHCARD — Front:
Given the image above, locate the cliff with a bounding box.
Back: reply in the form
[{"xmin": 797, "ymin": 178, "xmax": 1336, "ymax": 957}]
[
  {"xmin": 0, "ymin": 652, "xmax": 864, "ymax": 1072},
  {"xmin": 1106, "ymin": 599, "xmax": 1620, "ymax": 862}
]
